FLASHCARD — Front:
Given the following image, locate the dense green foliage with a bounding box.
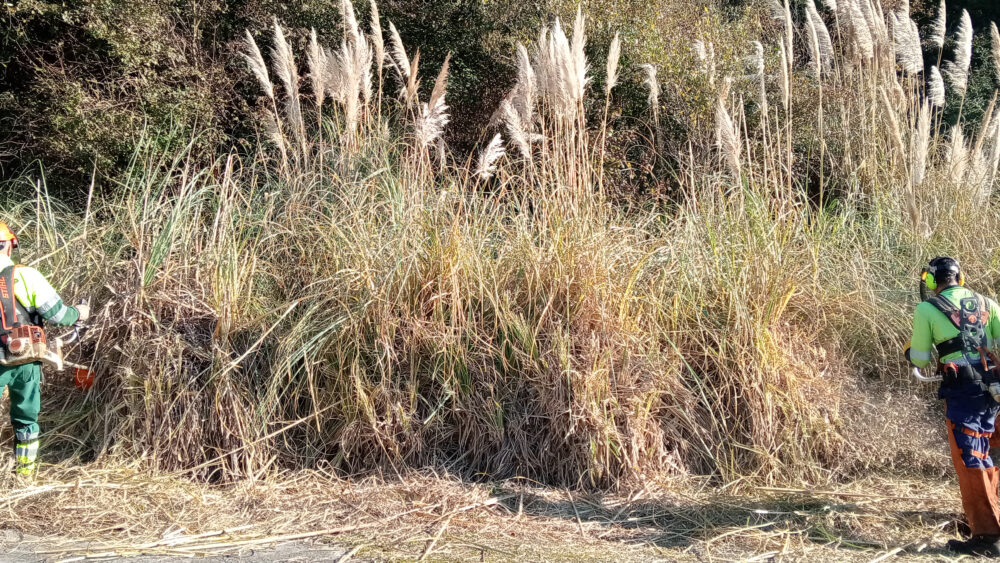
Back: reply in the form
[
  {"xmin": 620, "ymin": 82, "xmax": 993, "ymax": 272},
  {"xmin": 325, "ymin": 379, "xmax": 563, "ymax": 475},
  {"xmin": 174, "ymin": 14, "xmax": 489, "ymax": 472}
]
[{"xmin": 6, "ymin": 0, "xmax": 996, "ymax": 195}]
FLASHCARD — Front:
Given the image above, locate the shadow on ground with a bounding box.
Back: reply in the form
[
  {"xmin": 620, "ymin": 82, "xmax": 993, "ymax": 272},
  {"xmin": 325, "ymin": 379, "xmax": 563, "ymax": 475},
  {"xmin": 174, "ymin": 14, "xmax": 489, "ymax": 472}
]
[{"xmin": 495, "ymin": 485, "xmax": 965, "ymax": 556}]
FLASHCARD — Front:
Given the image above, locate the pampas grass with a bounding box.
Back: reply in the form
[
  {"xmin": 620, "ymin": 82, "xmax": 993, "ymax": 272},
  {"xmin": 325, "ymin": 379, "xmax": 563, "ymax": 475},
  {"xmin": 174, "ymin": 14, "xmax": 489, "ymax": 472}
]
[
  {"xmin": 35, "ymin": 0, "xmax": 1000, "ymax": 494},
  {"xmin": 416, "ymin": 55, "xmax": 450, "ymax": 150},
  {"xmin": 476, "ymin": 133, "xmax": 505, "ymax": 179},
  {"xmin": 806, "ymin": 0, "xmax": 833, "ymax": 71},
  {"xmin": 340, "ymin": 0, "xmax": 360, "ymax": 44},
  {"xmin": 928, "ymin": 0, "xmax": 946, "ymax": 51},
  {"xmin": 991, "ymin": 22, "xmax": 1000, "ymax": 84},
  {"xmin": 848, "ymin": 0, "xmax": 875, "ymax": 59},
  {"xmin": 244, "ymin": 30, "xmax": 274, "ymax": 100},
  {"xmin": 605, "ymin": 32, "xmax": 621, "ymax": 97},
  {"xmin": 388, "ymin": 22, "xmax": 411, "ymax": 82},
  {"xmin": 271, "ymin": 19, "xmax": 308, "ymax": 162},
  {"xmin": 715, "ymin": 87, "xmax": 742, "ymax": 178},
  {"xmin": 641, "ymin": 63, "xmax": 660, "ymax": 148},
  {"xmin": 891, "ymin": 9, "xmax": 923, "ymax": 75},
  {"xmin": 369, "ymin": 0, "xmax": 385, "ymax": 98},
  {"xmin": 928, "ymin": 66, "xmax": 946, "ymax": 108},
  {"xmin": 943, "ymin": 10, "xmax": 973, "ymax": 98}
]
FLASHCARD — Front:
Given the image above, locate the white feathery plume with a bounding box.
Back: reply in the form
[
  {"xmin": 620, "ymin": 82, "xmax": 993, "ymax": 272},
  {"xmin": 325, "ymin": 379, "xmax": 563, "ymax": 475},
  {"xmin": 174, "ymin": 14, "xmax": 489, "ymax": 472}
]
[
  {"xmin": 991, "ymin": 22, "xmax": 1000, "ymax": 84},
  {"xmin": 906, "ymin": 18, "xmax": 923, "ymax": 72},
  {"xmin": 865, "ymin": 0, "xmax": 889, "ymax": 49},
  {"xmin": 340, "ymin": 0, "xmax": 360, "ymax": 45},
  {"xmin": 502, "ymin": 99, "xmax": 531, "ymax": 160},
  {"xmin": 476, "ymin": 133, "xmax": 506, "ymax": 179},
  {"xmin": 356, "ymin": 33, "xmax": 374, "ymax": 106},
  {"xmin": 943, "ymin": 10, "xmax": 973, "ymax": 97},
  {"xmin": 770, "ymin": 0, "xmax": 794, "ymax": 70},
  {"xmin": 571, "ymin": 6, "xmax": 589, "ymax": 99},
  {"xmin": 849, "ymin": 0, "xmax": 875, "ymax": 59},
  {"xmin": 806, "ymin": 0, "xmax": 833, "ymax": 68},
  {"xmin": 243, "ymin": 30, "xmax": 274, "ymax": 99},
  {"xmin": 323, "ymin": 47, "xmax": 344, "ymax": 104},
  {"xmin": 535, "ymin": 15, "xmax": 588, "ymax": 117},
  {"xmin": 891, "ymin": 11, "xmax": 923, "ymax": 75},
  {"xmin": 416, "ymin": 55, "xmax": 450, "ymax": 149},
  {"xmin": 605, "ymin": 32, "xmax": 621, "ymax": 97},
  {"xmin": 641, "ymin": 64, "xmax": 659, "ymax": 110},
  {"xmin": 388, "ymin": 21, "xmax": 410, "ymax": 81},
  {"xmin": 805, "ymin": 12, "xmax": 823, "ymax": 78},
  {"xmin": 913, "ymin": 99, "xmax": 931, "ymax": 186},
  {"xmin": 512, "ymin": 43, "xmax": 537, "ymax": 126},
  {"xmin": 369, "ymin": 0, "xmax": 384, "ymax": 80},
  {"xmin": 927, "ymin": 0, "xmax": 946, "ymax": 49},
  {"xmin": 271, "ymin": 19, "xmax": 306, "ymax": 154},
  {"xmin": 928, "ymin": 65, "xmax": 946, "ymax": 107},
  {"xmin": 336, "ymin": 39, "xmax": 361, "ymax": 134},
  {"xmin": 270, "ymin": 19, "xmax": 296, "ymax": 96},
  {"xmin": 308, "ymin": 28, "xmax": 326, "ymax": 108},
  {"xmin": 715, "ymin": 92, "xmax": 742, "ymax": 178}
]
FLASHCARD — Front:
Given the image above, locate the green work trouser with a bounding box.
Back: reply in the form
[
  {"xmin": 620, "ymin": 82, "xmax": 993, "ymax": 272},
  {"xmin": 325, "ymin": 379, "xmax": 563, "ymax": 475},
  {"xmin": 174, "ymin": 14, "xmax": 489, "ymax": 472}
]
[{"xmin": 0, "ymin": 362, "xmax": 41, "ymax": 474}]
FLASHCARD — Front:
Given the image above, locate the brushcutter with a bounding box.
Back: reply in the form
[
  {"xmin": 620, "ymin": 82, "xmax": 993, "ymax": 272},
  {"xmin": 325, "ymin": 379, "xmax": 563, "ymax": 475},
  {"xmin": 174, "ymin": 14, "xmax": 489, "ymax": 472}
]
[{"xmin": 0, "ymin": 302, "xmax": 96, "ymax": 390}]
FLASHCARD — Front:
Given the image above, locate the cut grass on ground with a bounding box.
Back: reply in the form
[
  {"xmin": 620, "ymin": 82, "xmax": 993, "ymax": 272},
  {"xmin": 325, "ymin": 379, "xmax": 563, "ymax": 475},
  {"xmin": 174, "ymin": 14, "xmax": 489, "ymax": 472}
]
[{"xmin": 0, "ymin": 463, "xmax": 973, "ymax": 561}]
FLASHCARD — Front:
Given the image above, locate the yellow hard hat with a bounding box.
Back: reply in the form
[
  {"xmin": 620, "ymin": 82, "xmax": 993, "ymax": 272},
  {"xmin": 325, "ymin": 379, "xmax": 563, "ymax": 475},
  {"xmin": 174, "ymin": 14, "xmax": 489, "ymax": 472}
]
[{"xmin": 0, "ymin": 222, "xmax": 18, "ymax": 248}]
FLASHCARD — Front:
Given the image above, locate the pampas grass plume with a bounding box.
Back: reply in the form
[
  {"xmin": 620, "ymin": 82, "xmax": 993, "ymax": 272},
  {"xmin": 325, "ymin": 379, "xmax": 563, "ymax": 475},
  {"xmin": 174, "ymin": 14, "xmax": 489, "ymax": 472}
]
[
  {"xmin": 928, "ymin": 65, "xmax": 946, "ymax": 107},
  {"xmin": 243, "ymin": 30, "xmax": 274, "ymax": 99},
  {"xmin": 927, "ymin": 0, "xmax": 946, "ymax": 49},
  {"xmin": 476, "ymin": 133, "xmax": 505, "ymax": 179},
  {"xmin": 388, "ymin": 22, "xmax": 410, "ymax": 81},
  {"xmin": 370, "ymin": 0, "xmax": 384, "ymax": 79},
  {"xmin": 605, "ymin": 32, "xmax": 621, "ymax": 97},
  {"xmin": 943, "ymin": 10, "xmax": 973, "ymax": 97}
]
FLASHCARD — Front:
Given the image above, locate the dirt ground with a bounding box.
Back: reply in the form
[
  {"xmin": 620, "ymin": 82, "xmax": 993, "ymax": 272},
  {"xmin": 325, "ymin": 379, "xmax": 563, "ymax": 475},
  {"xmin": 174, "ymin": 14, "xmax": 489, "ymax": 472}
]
[{"xmin": 0, "ymin": 459, "xmax": 982, "ymax": 562}]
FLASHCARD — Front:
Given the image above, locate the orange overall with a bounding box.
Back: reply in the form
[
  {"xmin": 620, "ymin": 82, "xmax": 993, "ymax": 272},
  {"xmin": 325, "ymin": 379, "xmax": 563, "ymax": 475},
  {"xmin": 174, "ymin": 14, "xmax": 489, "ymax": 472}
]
[{"xmin": 946, "ymin": 409, "xmax": 1000, "ymax": 536}]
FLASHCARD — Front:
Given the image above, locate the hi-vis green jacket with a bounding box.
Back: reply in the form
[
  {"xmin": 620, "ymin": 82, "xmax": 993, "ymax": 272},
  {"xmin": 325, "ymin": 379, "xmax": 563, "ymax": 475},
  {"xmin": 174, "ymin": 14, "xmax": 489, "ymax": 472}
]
[
  {"xmin": 910, "ymin": 285, "xmax": 1000, "ymax": 368},
  {"xmin": 0, "ymin": 254, "xmax": 79, "ymax": 327}
]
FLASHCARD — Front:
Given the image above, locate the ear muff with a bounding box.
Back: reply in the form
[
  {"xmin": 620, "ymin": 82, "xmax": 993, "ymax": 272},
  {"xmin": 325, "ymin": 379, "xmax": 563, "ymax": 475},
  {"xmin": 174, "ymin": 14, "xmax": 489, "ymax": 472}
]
[
  {"xmin": 923, "ymin": 270, "xmax": 937, "ymax": 291},
  {"xmin": 959, "ymin": 271, "xmax": 965, "ymax": 286}
]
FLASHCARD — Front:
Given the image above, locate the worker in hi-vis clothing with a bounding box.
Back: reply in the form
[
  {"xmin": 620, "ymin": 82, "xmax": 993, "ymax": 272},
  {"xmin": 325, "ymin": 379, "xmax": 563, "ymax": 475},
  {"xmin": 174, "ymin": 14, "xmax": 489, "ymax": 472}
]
[
  {"xmin": 907, "ymin": 257, "xmax": 1000, "ymax": 556},
  {"xmin": 0, "ymin": 222, "xmax": 88, "ymax": 475}
]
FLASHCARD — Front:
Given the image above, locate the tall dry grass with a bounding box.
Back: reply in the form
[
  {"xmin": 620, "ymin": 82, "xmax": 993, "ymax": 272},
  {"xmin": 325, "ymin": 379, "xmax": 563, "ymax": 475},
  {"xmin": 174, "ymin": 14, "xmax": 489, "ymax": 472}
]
[{"xmin": 3, "ymin": 0, "xmax": 1000, "ymax": 489}]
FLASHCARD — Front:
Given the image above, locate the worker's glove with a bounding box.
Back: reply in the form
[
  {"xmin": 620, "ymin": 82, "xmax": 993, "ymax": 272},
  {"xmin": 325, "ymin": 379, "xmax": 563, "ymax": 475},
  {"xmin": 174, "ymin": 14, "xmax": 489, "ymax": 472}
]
[
  {"xmin": 903, "ymin": 341, "xmax": 912, "ymax": 363},
  {"xmin": 75, "ymin": 303, "xmax": 90, "ymax": 322}
]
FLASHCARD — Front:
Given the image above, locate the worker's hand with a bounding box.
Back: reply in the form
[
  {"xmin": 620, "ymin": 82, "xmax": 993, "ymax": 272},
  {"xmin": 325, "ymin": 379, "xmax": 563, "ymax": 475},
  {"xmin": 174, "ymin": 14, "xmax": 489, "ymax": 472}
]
[
  {"xmin": 75, "ymin": 303, "xmax": 90, "ymax": 322},
  {"xmin": 903, "ymin": 340, "xmax": 912, "ymax": 363}
]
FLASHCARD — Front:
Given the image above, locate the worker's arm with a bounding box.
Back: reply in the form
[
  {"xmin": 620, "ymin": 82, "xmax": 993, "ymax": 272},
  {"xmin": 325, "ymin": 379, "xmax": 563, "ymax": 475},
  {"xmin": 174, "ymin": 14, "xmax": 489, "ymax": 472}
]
[
  {"xmin": 15, "ymin": 266, "xmax": 80, "ymax": 326},
  {"xmin": 986, "ymin": 297, "xmax": 1000, "ymax": 350},
  {"xmin": 909, "ymin": 302, "xmax": 935, "ymax": 368}
]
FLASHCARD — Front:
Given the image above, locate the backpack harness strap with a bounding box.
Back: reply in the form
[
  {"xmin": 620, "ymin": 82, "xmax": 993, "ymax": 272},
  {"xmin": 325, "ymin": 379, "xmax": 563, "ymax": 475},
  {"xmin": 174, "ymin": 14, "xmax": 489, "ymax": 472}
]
[
  {"xmin": 926, "ymin": 291, "xmax": 996, "ymax": 391},
  {"xmin": 0, "ymin": 265, "xmax": 18, "ymax": 336}
]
